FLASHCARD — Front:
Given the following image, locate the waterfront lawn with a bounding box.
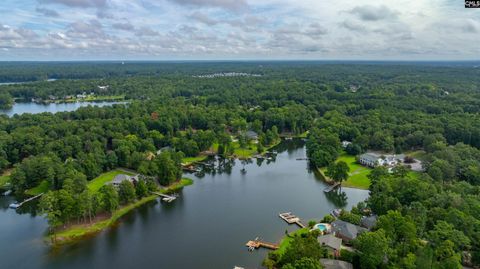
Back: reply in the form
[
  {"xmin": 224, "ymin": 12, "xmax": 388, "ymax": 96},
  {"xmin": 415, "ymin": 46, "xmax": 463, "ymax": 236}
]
[
  {"xmin": 25, "ymin": 180, "xmax": 50, "ymax": 196},
  {"xmin": 0, "ymin": 175, "xmax": 10, "ymax": 187},
  {"xmin": 274, "ymin": 228, "xmax": 309, "ymax": 257},
  {"xmin": 52, "ymin": 178, "xmax": 194, "ymax": 244},
  {"xmin": 181, "ymin": 156, "xmax": 208, "ymax": 165},
  {"xmin": 87, "ymin": 169, "xmax": 135, "ymax": 192},
  {"xmin": 320, "ymin": 152, "xmax": 372, "ymax": 190},
  {"xmin": 231, "ymin": 139, "xmax": 281, "ymax": 159}
]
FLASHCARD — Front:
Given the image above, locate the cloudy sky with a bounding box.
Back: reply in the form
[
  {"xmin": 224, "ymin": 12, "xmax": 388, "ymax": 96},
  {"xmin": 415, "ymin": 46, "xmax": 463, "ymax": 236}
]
[{"xmin": 0, "ymin": 0, "xmax": 479, "ymax": 60}]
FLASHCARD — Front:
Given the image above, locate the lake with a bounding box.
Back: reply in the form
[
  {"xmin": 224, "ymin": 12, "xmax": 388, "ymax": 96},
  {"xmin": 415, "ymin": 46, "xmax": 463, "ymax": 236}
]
[
  {"xmin": 0, "ymin": 140, "xmax": 369, "ymax": 269},
  {"xmin": 0, "ymin": 101, "xmax": 128, "ymax": 117}
]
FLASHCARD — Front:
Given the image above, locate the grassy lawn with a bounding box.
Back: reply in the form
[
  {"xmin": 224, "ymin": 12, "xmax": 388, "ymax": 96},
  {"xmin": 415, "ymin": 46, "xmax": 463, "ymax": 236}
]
[
  {"xmin": 274, "ymin": 228, "xmax": 309, "ymax": 257},
  {"xmin": 25, "ymin": 180, "xmax": 50, "ymax": 196},
  {"xmin": 320, "ymin": 152, "xmax": 372, "ymax": 190},
  {"xmin": 231, "ymin": 139, "xmax": 281, "ymax": 159},
  {"xmin": 181, "ymin": 156, "xmax": 208, "ymax": 165},
  {"xmin": 52, "ymin": 177, "xmax": 193, "ymax": 245},
  {"xmin": 87, "ymin": 169, "xmax": 134, "ymax": 192},
  {"xmin": 0, "ymin": 175, "xmax": 10, "ymax": 187}
]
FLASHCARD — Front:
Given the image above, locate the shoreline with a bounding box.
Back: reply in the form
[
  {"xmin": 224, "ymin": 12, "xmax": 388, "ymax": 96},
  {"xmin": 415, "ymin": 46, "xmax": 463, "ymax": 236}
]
[
  {"xmin": 315, "ymin": 167, "xmax": 370, "ymax": 190},
  {"xmin": 49, "ymin": 178, "xmax": 193, "ymax": 246}
]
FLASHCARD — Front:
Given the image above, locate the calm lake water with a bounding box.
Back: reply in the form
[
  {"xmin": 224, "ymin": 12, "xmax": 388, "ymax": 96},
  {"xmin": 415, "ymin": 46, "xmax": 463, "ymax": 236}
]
[
  {"xmin": 0, "ymin": 140, "xmax": 369, "ymax": 269},
  {"xmin": 0, "ymin": 101, "xmax": 128, "ymax": 117}
]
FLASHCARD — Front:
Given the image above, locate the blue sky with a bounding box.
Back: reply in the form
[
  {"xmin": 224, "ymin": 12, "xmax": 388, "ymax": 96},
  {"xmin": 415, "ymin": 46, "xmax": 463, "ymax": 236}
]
[{"xmin": 0, "ymin": 0, "xmax": 479, "ymax": 60}]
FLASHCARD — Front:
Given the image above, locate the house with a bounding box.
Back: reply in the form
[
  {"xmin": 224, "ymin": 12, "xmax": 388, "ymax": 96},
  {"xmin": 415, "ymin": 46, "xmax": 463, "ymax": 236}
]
[
  {"xmin": 359, "ymin": 152, "xmax": 403, "ymax": 168},
  {"xmin": 361, "ymin": 215, "xmax": 378, "ymax": 230},
  {"xmin": 331, "ymin": 220, "xmax": 367, "ymax": 243},
  {"xmin": 318, "ymin": 234, "xmax": 342, "ymax": 257},
  {"xmin": 341, "ymin": 141, "xmax": 352, "ymax": 148},
  {"xmin": 156, "ymin": 146, "xmax": 173, "ymax": 155},
  {"xmin": 109, "ymin": 174, "xmax": 138, "ymax": 187},
  {"xmin": 245, "ymin": 130, "xmax": 259, "ymax": 141},
  {"xmin": 320, "ymin": 259, "xmax": 353, "ymax": 269},
  {"xmin": 358, "ymin": 153, "xmax": 382, "ymax": 167}
]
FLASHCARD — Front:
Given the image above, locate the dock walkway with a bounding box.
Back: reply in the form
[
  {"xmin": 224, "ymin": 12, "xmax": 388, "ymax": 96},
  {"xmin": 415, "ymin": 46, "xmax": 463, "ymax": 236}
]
[
  {"xmin": 323, "ymin": 182, "xmax": 340, "ymax": 193},
  {"xmin": 9, "ymin": 193, "xmax": 44, "ymax": 209},
  {"xmin": 150, "ymin": 191, "xmax": 177, "ymax": 202},
  {"xmin": 246, "ymin": 237, "xmax": 279, "ymax": 251},
  {"xmin": 279, "ymin": 212, "xmax": 306, "ymax": 228}
]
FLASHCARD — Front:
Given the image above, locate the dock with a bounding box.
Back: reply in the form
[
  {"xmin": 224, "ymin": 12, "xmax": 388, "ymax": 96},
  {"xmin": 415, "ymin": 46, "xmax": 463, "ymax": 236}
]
[
  {"xmin": 279, "ymin": 212, "xmax": 306, "ymax": 228},
  {"xmin": 9, "ymin": 193, "xmax": 44, "ymax": 209},
  {"xmin": 246, "ymin": 237, "xmax": 279, "ymax": 251},
  {"xmin": 150, "ymin": 191, "xmax": 177, "ymax": 202},
  {"xmin": 323, "ymin": 182, "xmax": 340, "ymax": 193}
]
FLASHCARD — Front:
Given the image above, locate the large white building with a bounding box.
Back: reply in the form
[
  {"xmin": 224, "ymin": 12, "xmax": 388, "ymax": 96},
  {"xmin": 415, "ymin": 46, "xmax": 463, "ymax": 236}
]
[{"xmin": 358, "ymin": 153, "xmax": 404, "ymax": 168}]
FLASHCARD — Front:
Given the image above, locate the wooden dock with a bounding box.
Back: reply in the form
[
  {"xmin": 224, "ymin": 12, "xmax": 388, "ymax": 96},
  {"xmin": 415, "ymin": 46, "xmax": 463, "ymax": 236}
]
[
  {"xmin": 150, "ymin": 191, "xmax": 177, "ymax": 202},
  {"xmin": 246, "ymin": 237, "xmax": 279, "ymax": 251},
  {"xmin": 9, "ymin": 193, "xmax": 44, "ymax": 209},
  {"xmin": 279, "ymin": 212, "xmax": 306, "ymax": 228},
  {"xmin": 323, "ymin": 182, "xmax": 340, "ymax": 193}
]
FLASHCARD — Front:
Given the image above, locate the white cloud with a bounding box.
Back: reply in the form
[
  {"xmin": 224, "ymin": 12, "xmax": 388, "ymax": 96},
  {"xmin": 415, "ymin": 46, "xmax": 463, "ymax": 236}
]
[{"xmin": 0, "ymin": 0, "xmax": 478, "ymax": 60}]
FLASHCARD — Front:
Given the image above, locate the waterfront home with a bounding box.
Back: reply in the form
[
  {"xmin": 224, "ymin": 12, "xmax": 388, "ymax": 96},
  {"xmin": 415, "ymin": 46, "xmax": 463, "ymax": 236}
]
[
  {"xmin": 320, "ymin": 259, "xmax": 353, "ymax": 269},
  {"xmin": 331, "ymin": 220, "xmax": 367, "ymax": 243},
  {"xmin": 156, "ymin": 146, "xmax": 173, "ymax": 155},
  {"xmin": 318, "ymin": 234, "xmax": 342, "ymax": 257},
  {"xmin": 358, "ymin": 152, "xmax": 404, "ymax": 168},
  {"xmin": 109, "ymin": 174, "xmax": 138, "ymax": 186},
  {"xmin": 245, "ymin": 130, "xmax": 259, "ymax": 141},
  {"xmin": 341, "ymin": 141, "xmax": 351, "ymax": 148},
  {"xmin": 361, "ymin": 215, "xmax": 378, "ymax": 230}
]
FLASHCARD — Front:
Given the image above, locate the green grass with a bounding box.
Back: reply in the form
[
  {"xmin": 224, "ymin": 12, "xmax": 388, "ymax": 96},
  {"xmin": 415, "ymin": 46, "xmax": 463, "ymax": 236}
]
[
  {"xmin": 25, "ymin": 180, "xmax": 50, "ymax": 196},
  {"xmin": 53, "ymin": 195, "xmax": 158, "ymax": 243},
  {"xmin": 274, "ymin": 228, "xmax": 309, "ymax": 257},
  {"xmin": 87, "ymin": 169, "xmax": 134, "ymax": 192},
  {"xmin": 0, "ymin": 175, "xmax": 10, "ymax": 187},
  {"xmin": 181, "ymin": 156, "xmax": 208, "ymax": 165},
  {"xmin": 231, "ymin": 139, "xmax": 281, "ymax": 159},
  {"xmin": 320, "ymin": 152, "xmax": 372, "ymax": 189},
  {"xmin": 52, "ymin": 177, "xmax": 194, "ymax": 245}
]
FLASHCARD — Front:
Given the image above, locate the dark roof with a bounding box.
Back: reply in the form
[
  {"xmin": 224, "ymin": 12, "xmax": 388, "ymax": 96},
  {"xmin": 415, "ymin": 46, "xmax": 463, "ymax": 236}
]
[
  {"xmin": 245, "ymin": 130, "xmax": 258, "ymax": 139},
  {"xmin": 359, "ymin": 153, "xmax": 380, "ymax": 163},
  {"xmin": 110, "ymin": 174, "xmax": 137, "ymax": 185},
  {"xmin": 331, "ymin": 220, "xmax": 367, "ymax": 240},
  {"xmin": 318, "ymin": 234, "xmax": 342, "ymax": 250},
  {"xmin": 320, "ymin": 259, "xmax": 353, "ymax": 269},
  {"xmin": 361, "ymin": 215, "xmax": 378, "ymax": 230}
]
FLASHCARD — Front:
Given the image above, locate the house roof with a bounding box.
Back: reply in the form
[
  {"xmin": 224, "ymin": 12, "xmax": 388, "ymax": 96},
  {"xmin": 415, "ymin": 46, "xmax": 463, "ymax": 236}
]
[
  {"xmin": 331, "ymin": 220, "xmax": 367, "ymax": 240},
  {"xmin": 110, "ymin": 174, "xmax": 137, "ymax": 185},
  {"xmin": 320, "ymin": 259, "xmax": 353, "ymax": 269},
  {"xmin": 318, "ymin": 234, "xmax": 342, "ymax": 250},
  {"xmin": 361, "ymin": 215, "xmax": 378, "ymax": 230},
  {"xmin": 359, "ymin": 153, "xmax": 381, "ymax": 163},
  {"xmin": 245, "ymin": 130, "xmax": 258, "ymax": 139}
]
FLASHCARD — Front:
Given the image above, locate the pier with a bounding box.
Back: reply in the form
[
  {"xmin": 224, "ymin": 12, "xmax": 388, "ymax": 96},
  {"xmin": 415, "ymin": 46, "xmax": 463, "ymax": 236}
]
[
  {"xmin": 279, "ymin": 212, "xmax": 306, "ymax": 228},
  {"xmin": 9, "ymin": 193, "xmax": 44, "ymax": 209},
  {"xmin": 246, "ymin": 237, "xmax": 279, "ymax": 251},
  {"xmin": 150, "ymin": 191, "xmax": 177, "ymax": 202},
  {"xmin": 323, "ymin": 182, "xmax": 340, "ymax": 193}
]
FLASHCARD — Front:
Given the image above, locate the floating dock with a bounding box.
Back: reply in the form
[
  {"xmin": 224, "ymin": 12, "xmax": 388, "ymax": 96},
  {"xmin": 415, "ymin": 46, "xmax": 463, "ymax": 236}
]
[
  {"xmin": 279, "ymin": 212, "xmax": 306, "ymax": 228},
  {"xmin": 246, "ymin": 237, "xmax": 279, "ymax": 251}
]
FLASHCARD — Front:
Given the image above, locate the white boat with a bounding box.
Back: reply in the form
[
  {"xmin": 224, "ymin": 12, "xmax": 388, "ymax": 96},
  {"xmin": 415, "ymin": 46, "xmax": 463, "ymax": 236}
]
[{"xmin": 9, "ymin": 203, "xmax": 20, "ymax": 209}]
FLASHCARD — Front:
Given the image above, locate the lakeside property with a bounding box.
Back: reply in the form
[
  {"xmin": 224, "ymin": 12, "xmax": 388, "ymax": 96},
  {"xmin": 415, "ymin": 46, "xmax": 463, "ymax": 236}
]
[{"xmin": 49, "ymin": 168, "xmax": 193, "ymax": 245}]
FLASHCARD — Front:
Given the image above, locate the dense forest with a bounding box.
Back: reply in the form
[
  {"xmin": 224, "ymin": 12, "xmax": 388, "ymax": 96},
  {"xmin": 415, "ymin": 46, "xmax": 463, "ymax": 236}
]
[{"xmin": 0, "ymin": 61, "xmax": 479, "ymax": 268}]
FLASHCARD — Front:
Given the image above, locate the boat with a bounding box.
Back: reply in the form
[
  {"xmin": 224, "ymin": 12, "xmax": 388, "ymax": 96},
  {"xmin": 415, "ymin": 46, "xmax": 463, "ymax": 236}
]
[{"xmin": 9, "ymin": 203, "xmax": 20, "ymax": 209}]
